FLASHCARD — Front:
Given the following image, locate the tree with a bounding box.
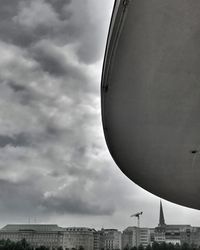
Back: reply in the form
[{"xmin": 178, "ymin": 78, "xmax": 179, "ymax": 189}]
[
  {"xmin": 57, "ymin": 247, "xmax": 63, "ymax": 250},
  {"xmin": 160, "ymin": 242, "xmax": 167, "ymax": 250},
  {"xmin": 20, "ymin": 238, "xmax": 32, "ymax": 250},
  {"xmin": 124, "ymin": 244, "xmax": 129, "ymax": 250},
  {"xmin": 130, "ymin": 247, "xmax": 137, "ymax": 250},
  {"xmin": 152, "ymin": 242, "xmax": 160, "ymax": 250},
  {"xmin": 168, "ymin": 243, "xmax": 175, "ymax": 250},
  {"xmin": 174, "ymin": 243, "xmax": 181, "ymax": 250},
  {"xmin": 190, "ymin": 243, "xmax": 196, "ymax": 250},
  {"xmin": 146, "ymin": 244, "xmax": 152, "ymax": 250},
  {"xmin": 36, "ymin": 246, "xmax": 49, "ymax": 250},
  {"xmin": 138, "ymin": 244, "xmax": 144, "ymax": 250},
  {"xmin": 182, "ymin": 243, "xmax": 190, "ymax": 250}
]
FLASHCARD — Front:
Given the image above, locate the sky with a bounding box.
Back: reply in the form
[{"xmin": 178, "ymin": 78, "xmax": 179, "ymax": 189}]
[{"xmin": 0, "ymin": 0, "xmax": 200, "ymax": 231}]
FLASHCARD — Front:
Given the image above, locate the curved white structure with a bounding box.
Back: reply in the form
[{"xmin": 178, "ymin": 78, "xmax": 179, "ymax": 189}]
[{"xmin": 101, "ymin": 0, "xmax": 200, "ymax": 209}]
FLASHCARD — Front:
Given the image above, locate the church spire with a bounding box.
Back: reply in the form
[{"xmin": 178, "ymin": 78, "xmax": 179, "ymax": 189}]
[{"xmin": 158, "ymin": 200, "xmax": 166, "ymax": 227}]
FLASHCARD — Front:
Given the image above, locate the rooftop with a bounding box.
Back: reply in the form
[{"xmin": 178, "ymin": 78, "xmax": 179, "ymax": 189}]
[
  {"xmin": 1, "ymin": 224, "xmax": 65, "ymax": 232},
  {"xmin": 65, "ymin": 227, "xmax": 94, "ymax": 232}
]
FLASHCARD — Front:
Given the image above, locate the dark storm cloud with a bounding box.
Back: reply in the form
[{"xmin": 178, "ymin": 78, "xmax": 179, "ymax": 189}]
[
  {"xmin": 0, "ymin": 0, "xmax": 110, "ymax": 64},
  {"xmin": 47, "ymin": 0, "xmax": 72, "ymax": 20},
  {"xmin": 41, "ymin": 189, "xmax": 114, "ymax": 216},
  {"xmin": 0, "ymin": 2, "xmax": 110, "ymax": 228},
  {"xmin": 0, "ymin": 170, "xmax": 115, "ymax": 216},
  {"xmin": 0, "ymin": 133, "xmax": 30, "ymax": 148},
  {"xmin": 32, "ymin": 46, "xmax": 68, "ymax": 76},
  {"xmin": 0, "ymin": 0, "xmax": 69, "ymax": 47},
  {"xmin": 30, "ymin": 40, "xmax": 88, "ymax": 82},
  {"xmin": 0, "ymin": 0, "xmax": 35, "ymax": 47},
  {"xmin": 8, "ymin": 82, "xmax": 27, "ymax": 92},
  {"xmin": 0, "ymin": 177, "xmax": 43, "ymax": 214},
  {"xmin": 0, "ymin": 0, "xmax": 19, "ymax": 19},
  {"xmin": 0, "ymin": 0, "xmax": 173, "ymax": 228}
]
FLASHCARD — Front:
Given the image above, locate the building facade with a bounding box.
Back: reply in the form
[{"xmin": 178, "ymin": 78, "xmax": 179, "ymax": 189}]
[
  {"xmin": 139, "ymin": 228, "xmax": 151, "ymax": 247},
  {"xmin": 154, "ymin": 202, "xmax": 200, "ymax": 247},
  {"xmin": 122, "ymin": 227, "xmax": 151, "ymax": 249},
  {"xmin": 122, "ymin": 227, "xmax": 139, "ymax": 249},
  {"xmin": 190, "ymin": 227, "xmax": 200, "ymax": 247},
  {"xmin": 103, "ymin": 229, "xmax": 122, "ymax": 250},
  {"xmin": 0, "ymin": 224, "xmax": 64, "ymax": 250},
  {"xmin": 63, "ymin": 227, "xmax": 94, "ymax": 250},
  {"xmin": 93, "ymin": 230, "xmax": 105, "ymax": 250}
]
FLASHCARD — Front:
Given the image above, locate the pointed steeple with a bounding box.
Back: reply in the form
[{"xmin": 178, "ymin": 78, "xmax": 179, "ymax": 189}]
[{"xmin": 158, "ymin": 200, "xmax": 166, "ymax": 227}]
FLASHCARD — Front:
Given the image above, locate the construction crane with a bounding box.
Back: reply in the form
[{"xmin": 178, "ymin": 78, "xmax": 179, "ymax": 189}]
[{"xmin": 130, "ymin": 212, "xmax": 143, "ymax": 228}]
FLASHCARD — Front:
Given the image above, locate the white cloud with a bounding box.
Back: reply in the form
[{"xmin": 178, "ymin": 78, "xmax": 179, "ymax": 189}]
[
  {"xmin": 0, "ymin": 0, "xmax": 199, "ymax": 231},
  {"xmin": 13, "ymin": 0, "xmax": 60, "ymax": 29}
]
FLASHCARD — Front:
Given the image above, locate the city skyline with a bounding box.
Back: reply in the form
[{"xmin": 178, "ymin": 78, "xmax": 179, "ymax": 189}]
[
  {"xmin": 0, "ymin": 200, "xmax": 200, "ymax": 250},
  {"xmin": 1, "ymin": 202, "xmax": 200, "ymax": 250},
  {"xmin": 0, "ymin": 200, "xmax": 199, "ymax": 231},
  {"xmin": 0, "ymin": 0, "xmax": 200, "ymax": 232}
]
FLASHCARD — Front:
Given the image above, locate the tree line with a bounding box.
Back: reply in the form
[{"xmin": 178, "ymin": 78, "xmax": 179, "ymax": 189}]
[
  {"xmin": 0, "ymin": 239, "xmax": 55, "ymax": 250},
  {"xmin": 2, "ymin": 239, "xmax": 200, "ymax": 250},
  {"xmin": 0, "ymin": 238, "xmax": 87, "ymax": 250},
  {"xmin": 123, "ymin": 242, "xmax": 200, "ymax": 250},
  {"xmin": 0, "ymin": 239, "xmax": 85, "ymax": 250}
]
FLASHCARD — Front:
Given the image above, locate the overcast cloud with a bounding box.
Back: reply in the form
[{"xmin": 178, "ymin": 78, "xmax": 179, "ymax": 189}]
[{"xmin": 0, "ymin": 0, "xmax": 199, "ymax": 231}]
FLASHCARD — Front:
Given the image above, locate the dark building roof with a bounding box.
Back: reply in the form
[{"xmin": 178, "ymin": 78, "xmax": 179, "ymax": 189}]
[
  {"xmin": 1, "ymin": 224, "xmax": 65, "ymax": 232},
  {"xmin": 65, "ymin": 227, "xmax": 94, "ymax": 232},
  {"xmin": 166, "ymin": 225, "xmax": 190, "ymax": 228}
]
